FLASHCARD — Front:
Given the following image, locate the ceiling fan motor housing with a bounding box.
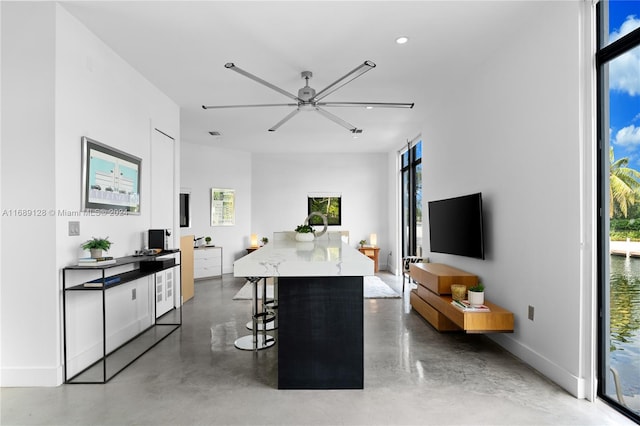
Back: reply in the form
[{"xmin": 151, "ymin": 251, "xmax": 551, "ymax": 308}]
[
  {"xmin": 298, "ymin": 88, "xmax": 316, "ymax": 102},
  {"xmin": 298, "ymin": 70, "xmax": 315, "ymax": 102}
]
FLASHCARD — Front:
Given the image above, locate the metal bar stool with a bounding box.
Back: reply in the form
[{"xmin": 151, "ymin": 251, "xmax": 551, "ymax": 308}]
[
  {"xmin": 234, "ymin": 277, "xmax": 275, "ymax": 350},
  {"xmin": 246, "ymin": 277, "xmax": 277, "ymax": 331}
]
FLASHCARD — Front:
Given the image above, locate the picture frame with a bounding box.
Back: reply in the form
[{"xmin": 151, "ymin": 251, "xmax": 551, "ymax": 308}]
[
  {"xmin": 308, "ymin": 195, "xmax": 341, "ymax": 226},
  {"xmin": 211, "ymin": 188, "xmax": 235, "ymax": 226},
  {"xmin": 81, "ymin": 136, "xmax": 141, "ymax": 214}
]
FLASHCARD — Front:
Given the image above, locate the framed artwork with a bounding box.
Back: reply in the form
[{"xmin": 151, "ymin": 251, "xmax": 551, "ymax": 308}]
[
  {"xmin": 308, "ymin": 194, "xmax": 341, "ymax": 226},
  {"xmin": 211, "ymin": 188, "xmax": 235, "ymax": 226},
  {"xmin": 81, "ymin": 136, "xmax": 141, "ymax": 214}
]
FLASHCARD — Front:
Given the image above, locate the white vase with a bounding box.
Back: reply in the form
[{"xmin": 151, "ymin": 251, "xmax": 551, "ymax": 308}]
[
  {"xmin": 295, "ymin": 232, "xmax": 314, "ymax": 242},
  {"xmin": 468, "ymin": 290, "xmax": 484, "ymax": 307}
]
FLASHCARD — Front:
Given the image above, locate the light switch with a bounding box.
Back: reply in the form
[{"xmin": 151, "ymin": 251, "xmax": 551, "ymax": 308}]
[{"xmin": 68, "ymin": 221, "xmax": 80, "ymax": 236}]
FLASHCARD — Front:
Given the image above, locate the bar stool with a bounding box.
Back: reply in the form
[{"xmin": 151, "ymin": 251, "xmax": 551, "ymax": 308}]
[
  {"xmin": 234, "ymin": 277, "xmax": 275, "ymax": 350},
  {"xmin": 246, "ymin": 277, "xmax": 277, "ymax": 331}
]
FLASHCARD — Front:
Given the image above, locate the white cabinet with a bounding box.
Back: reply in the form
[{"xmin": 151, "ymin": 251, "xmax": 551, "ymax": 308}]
[
  {"xmin": 155, "ymin": 266, "xmax": 179, "ymax": 317},
  {"xmin": 194, "ymin": 246, "xmax": 223, "ymax": 279}
]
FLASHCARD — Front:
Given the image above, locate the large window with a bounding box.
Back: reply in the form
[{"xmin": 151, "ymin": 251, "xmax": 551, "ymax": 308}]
[
  {"xmin": 597, "ymin": 1, "xmax": 640, "ymax": 422},
  {"xmin": 400, "ymin": 139, "xmax": 422, "ymax": 258}
]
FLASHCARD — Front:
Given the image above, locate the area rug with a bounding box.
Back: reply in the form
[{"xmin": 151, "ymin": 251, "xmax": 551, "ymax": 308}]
[{"xmin": 232, "ymin": 275, "xmax": 400, "ymax": 300}]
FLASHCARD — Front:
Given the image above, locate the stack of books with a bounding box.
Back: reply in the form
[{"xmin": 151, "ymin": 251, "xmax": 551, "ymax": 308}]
[
  {"xmin": 77, "ymin": 257, "xmax": 116, "ymax": 266},
  {"xmin": 451, "ymin": 299, "xmax": 490, "ymax": 312}
]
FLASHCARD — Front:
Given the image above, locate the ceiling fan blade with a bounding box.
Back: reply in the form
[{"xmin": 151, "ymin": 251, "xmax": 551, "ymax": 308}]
[
  {"xmin": 268, "ymin": 109, "xmax": 301, "ymax": 132},
  {"xmin": 315, "ymin": 107, "xmax": 361, "ymax": 133},
  {"xmin": 312, "ymin": 60, "xmax": 376, "ymax": 102},
  {"xmin": 317, "ymin": 102, "xmax": 415, "ymax": 109},
  {"xmin": 225, "ymin": 63, "xmax": 302, "ymax": 102},
  {"xmin": 202, "ymin": 103, "xmax": 297, "ymax": 109}
]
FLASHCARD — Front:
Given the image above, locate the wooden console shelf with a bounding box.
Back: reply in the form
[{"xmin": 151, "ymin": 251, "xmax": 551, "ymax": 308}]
[{"xmin": 409, "ymin": 263, "xmax": 514, "ymax": 333}]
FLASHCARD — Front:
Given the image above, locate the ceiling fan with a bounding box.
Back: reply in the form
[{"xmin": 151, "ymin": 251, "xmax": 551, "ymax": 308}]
[{"xmin": 202, "ymin": 60, "xmax": 414, "ymax": 133}]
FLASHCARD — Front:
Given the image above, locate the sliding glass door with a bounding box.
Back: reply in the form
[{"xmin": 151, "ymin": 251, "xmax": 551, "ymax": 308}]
[{"xmin": 597, "ymin": 1, "xmax": 640, "ymax": 422}]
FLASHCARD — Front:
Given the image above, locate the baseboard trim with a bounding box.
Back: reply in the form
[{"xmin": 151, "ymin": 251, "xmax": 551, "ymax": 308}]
[
  {"xmin": 490, "ymin": 333, "xmax": 585, "ymax": 398},
  {"xmin": 1, "ymin": 366, "xmax": 63, "ymax": 387}
]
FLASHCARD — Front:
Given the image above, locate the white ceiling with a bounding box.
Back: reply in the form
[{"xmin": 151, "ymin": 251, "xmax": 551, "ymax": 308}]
[{"xmin": 60, "ymin": 1, "xmax": 541, "ymax": 153}]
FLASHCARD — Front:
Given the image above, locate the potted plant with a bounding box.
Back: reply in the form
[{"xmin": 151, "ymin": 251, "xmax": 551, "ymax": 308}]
[
  {"xmin": 261, "ymin": 237, "xmax": 269, "ymax": 246},
  {"xmin": 295, "ymin": 224, "xmax": 315, "ymax": 242},
  {"xmin": 359, "ymin": 239, "xmax": 367, "ymax": 248},
  {"xmin": 81, "ymin": 236, "xmax": 113, "ymax": 259},
  {"xmin": 205, "ymin": 236, "xmax": 212, "ymax": 246},
  {"xmin": 467, "ymin": 283, "xmax": 485, "ymax": 307}
]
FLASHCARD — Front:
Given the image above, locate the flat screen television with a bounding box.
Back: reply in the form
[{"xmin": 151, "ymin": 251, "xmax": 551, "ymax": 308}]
[{"xmin": 427, "ymin": 192, "xmax": 485, "ymax": 259}]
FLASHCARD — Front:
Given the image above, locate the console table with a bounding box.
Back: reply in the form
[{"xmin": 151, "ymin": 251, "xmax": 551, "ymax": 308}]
[
  {"xmin": 62, "ymin": 251, "xmax": 181, "ymax": 383},
  {"xmin": 409, "ymin": 263, "xmax": 514, "ymax": 333},
  {"xmin": 358, "ymin": 246, "xmax": 380, "ymax": 272}
]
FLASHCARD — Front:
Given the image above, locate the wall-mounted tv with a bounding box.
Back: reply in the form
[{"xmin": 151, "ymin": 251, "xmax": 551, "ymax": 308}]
[
  {"xmin": 427, "ymin": 192, "xmax": 485, "ymax": 259},
  {"xmin": 81, "ymin": 136, "xmax": 141, "ymax": 214}
]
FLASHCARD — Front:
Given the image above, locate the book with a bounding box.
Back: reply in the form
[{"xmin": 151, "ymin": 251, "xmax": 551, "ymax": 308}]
[
  {"xmin": 77, "ymin": 259, "xmax": 116, "ymax": 266},
  {"xmin": 84, "ymin": 276, "xmax": 121, "ymax": 288},
  {"xmin": 78, "ymin": 256, "xmax": 114, "ymax": 262},
  {"xmin": 451, "ymin": 299, "xmax": 490, "ymax": 312}
]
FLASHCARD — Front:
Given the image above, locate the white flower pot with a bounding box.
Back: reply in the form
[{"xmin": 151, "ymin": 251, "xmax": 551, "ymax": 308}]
[
  {"xmin": 295, "ymin": 232, "xmax": 314, "ymax": 242},
  {"xmin": 468, "ymin": 290, "xmax": 484, "ymax": 307},
  {"xmin": 90, "ymin": 248, "xmax": 103, "ymax": 259}
]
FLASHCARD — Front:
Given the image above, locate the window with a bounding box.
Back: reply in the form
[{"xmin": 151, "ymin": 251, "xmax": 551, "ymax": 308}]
[
  {"xmin": 400, "ymin": 138, "xmax": 422, "ymax": 258},
  {"xmin": 597, "ymin": 1, "xmax": 640, "ymax": 422}
]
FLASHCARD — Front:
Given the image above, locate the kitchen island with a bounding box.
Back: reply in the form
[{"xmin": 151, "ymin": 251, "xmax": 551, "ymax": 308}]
[{"xmin": 234, "ymin": 234, "xmax": 374, "ymax": 389}]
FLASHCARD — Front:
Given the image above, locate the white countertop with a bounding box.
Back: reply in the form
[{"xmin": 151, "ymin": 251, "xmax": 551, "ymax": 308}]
[{"xmin": 233, "ymin": 237, "xmax": 374, "ymax": 277}]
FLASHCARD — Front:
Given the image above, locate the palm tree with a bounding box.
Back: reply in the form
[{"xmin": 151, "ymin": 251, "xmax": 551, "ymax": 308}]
[{"xmin": 610, "ymin": 147, "xmax": 640, "ymax": 218}]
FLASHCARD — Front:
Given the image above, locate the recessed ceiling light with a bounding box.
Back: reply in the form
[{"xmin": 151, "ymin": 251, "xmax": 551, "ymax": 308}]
[
  {"xmin": 395, "ymin": 36, "xmax": 409, "ymax": 45},
  {"xmin": 366, "ymin": 106, "xmax": 373, "ymax": 110}
]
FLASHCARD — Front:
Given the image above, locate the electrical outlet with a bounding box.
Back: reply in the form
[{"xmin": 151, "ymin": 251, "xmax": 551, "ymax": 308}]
[
  {"xmin": 528, "ymin": 305, "xmax": 535, "ymax": 321},
  {"xmin": 68, "ymin": 221, "xmax": 80, "ymax": 236},
  {"xmin": 132, "ymin": 288, "xmax": 136, "ymax": 300}
]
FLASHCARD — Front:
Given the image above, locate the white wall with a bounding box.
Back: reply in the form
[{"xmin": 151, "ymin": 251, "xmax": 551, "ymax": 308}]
[
  {"xmin": 421, "ymin": 1, "xmax": 593, "ymax": 397},
  {"xmin": 1, "ymin": 1, "xmax": 58, "ymax": 387},
  {"xmin": 251, "ymin": 152, "xmax": 390, "ymax": 267},
  {"xmin": 179, "ymin": 148, "xmax": 390, "ymax": 272},
  {"xmin": 0, "ymin": 3, "xmax": 180, "ymax": 386},
  {"xmin": 180, "ymin": 143, "xmax": 252, "ymax": 273}
]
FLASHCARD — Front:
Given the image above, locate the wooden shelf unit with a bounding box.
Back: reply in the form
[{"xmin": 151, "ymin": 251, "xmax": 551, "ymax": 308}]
[{"xmin": 409, "ymin": 263, "xmax": 514, "ymax": 333}]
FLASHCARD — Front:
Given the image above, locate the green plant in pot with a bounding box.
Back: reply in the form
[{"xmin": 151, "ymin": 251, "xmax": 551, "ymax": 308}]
[
  {"xmin": 81, "ymin": 236, "xmax": 112, "ymax": 259},
  {"xmin": 295, "ymin": 224, "xmax": 315, "ymax": 242},
  {"xmin": 359, "ymin": 239, "xmax": 366, "ymax": 247},
  {"xmin": 468, "ymin": 282, "xmax": 485, "ymax": 307},
  {"xmin": 205, "ymin": 236, "xmax": 212, "ymax": 245},
  {"xmin": 261, "ymin": 237, "xmax": 269, "ymax": 245}
]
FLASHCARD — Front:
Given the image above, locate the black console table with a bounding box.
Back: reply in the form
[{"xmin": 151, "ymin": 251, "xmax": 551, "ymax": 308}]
[{"xmin": 62, "ymin": 251, "xmax": 181, "ymax": 384}]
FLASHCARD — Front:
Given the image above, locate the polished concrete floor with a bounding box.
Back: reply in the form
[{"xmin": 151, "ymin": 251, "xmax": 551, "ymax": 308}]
[{"xmin": 1, "ymin": 273, "xmax": 635, "ymax": 425}]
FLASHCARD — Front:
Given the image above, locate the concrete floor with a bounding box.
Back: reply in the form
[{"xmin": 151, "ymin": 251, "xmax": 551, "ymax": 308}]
[{"xmin": 1, "ymin": 273, "xmax": 634, "ymax": 425}]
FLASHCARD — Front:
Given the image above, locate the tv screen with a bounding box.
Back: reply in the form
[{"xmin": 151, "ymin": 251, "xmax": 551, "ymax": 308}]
[{"xmin": 428, "ymin": 192, "xmax": 485, "ymax": 259}]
